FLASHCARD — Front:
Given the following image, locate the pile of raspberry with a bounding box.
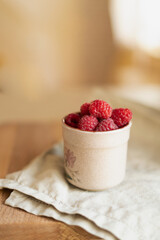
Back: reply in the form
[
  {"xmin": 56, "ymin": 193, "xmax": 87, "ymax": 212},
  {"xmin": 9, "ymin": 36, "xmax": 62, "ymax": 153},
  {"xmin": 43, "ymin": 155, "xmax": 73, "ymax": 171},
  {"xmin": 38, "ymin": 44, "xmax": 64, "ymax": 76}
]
[{"xmin": 65, "ymin": 100, "xmax": 132, "ymax": 132}]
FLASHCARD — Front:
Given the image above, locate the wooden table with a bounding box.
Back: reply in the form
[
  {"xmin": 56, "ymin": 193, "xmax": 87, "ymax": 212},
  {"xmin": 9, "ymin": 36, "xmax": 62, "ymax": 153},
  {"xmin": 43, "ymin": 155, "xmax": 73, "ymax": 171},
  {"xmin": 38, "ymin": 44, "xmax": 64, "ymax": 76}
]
[{"xmin": 0, "ymin": 123, "xmax": 100, "ymax": 240}]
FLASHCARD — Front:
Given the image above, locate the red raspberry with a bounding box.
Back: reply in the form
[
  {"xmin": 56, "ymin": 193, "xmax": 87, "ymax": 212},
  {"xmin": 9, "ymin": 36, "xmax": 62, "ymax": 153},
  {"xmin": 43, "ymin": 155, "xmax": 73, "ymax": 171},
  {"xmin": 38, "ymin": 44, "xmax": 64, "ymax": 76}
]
[
  {"xmin": 89, "ymin": 100, "xmax": 112, "ymax": 119},
  {"xmin": 78, "ymin": 115, "xmax": 98, "ymax": 131},
  {"xmin": 80, "ymin": 102, "xmax": 90, "ymax": 115},
  {"xmin": 65, "ymin": 113, "xmax": 80, "ymax": 128},
  {"xmin": 111, "ymin": 108, "xmax": 132, "ymax": 127},
  {"xmin": 96, "ymin": 118, "xmax": 118, "ymax": 132}
]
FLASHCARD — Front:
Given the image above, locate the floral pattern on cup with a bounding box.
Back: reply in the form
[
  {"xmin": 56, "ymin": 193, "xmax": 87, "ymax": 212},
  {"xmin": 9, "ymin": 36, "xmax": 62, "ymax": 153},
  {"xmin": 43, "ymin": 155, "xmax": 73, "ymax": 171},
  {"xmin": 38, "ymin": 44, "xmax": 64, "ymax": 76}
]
[
  {"xmin": 64, "ymin": 147, "xmax": 76, "ymax": 168},
  {"xmin": 64, "ymin": 147, "xmax": 80, "ymax": 183}
]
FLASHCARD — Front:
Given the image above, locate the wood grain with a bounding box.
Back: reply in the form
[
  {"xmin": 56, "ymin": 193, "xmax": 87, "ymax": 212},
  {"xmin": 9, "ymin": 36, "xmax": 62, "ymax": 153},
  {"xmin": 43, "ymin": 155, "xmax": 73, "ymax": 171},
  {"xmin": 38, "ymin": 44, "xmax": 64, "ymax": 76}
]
[{"xmin": 0, "ymin": 122, "xmax": 100, "ymax": 240}]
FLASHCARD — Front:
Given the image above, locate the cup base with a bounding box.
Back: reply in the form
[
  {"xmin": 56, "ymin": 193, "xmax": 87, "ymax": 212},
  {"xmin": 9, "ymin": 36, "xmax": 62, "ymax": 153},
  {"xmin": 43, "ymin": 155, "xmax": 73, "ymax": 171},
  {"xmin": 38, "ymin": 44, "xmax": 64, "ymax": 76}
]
[{"xmin": 66, "ymin": 177, "xmax": 125, "ymax": 192}]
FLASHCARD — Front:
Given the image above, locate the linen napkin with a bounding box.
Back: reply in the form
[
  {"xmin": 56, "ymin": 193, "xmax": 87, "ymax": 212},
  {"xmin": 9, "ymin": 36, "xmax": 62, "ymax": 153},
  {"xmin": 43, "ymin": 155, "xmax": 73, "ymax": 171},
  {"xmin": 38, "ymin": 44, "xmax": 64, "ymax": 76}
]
[{"xmin": 0, "ymin": 99, "xmax": 160, "ymax": 240}]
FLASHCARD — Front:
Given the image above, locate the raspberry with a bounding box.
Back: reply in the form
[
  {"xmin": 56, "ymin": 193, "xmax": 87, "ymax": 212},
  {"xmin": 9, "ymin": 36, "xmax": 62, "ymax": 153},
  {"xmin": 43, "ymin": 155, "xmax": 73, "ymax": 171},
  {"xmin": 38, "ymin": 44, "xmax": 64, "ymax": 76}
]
[
  {"xmin": 111, "ymin": 108, "xmax": 132, "ymax": 127},
  {"xmin": 80, "ymin": 102, "xmax": 90, "ymax": 115},
  {"xmin": 89, "ymin": 100, "xmax": 112, "ymax": 119},
  {"xmin": 96, "ymin": 118, "xmax": 118, "ymax": 131},
  {"xmin": 65, "ymin": 113, "xmax": 80, "ymax": 128},
  {"xmin": 78, "ymin": 115, "xmax": 98, "ymax": 131}
]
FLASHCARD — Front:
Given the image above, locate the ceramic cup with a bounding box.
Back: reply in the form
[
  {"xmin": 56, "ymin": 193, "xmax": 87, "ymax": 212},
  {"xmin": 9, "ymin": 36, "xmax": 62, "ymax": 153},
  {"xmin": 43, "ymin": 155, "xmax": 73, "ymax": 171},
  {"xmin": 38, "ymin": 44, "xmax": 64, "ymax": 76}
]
[{"xmin": 62, "ymin": 119, "xmax": 132, "ymax": 191}]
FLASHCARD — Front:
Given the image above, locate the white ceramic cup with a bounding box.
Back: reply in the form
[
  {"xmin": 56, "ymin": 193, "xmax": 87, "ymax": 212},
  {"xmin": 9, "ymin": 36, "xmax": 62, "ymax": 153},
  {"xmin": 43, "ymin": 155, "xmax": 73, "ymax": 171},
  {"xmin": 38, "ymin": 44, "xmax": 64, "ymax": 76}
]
[{"xmin": 62, "ymin": 119, "xmax": 132, "ymax": 191}]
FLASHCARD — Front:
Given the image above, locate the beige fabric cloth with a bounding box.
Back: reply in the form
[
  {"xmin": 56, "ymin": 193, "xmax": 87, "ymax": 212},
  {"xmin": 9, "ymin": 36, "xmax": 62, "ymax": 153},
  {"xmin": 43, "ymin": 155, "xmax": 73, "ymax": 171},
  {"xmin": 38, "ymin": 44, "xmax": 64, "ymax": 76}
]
[{"xmin": 0, "ymin": 99, "xmax": 160, "ymax": 240}]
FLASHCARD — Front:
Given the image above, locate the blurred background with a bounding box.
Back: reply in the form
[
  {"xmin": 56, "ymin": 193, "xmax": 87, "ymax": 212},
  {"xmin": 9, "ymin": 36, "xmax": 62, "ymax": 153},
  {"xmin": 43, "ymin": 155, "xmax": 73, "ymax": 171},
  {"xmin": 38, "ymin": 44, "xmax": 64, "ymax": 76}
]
[{"xmin": 0, "ymin": 0, "xmax": 160, "ymax": 123}]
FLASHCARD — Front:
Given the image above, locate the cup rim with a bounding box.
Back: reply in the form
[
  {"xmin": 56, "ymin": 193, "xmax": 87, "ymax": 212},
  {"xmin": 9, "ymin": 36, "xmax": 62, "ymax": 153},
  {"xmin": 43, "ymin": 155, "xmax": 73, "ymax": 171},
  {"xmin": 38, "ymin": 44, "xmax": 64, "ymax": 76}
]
[{"xmin": 62, "ymin": 118, "xmax": 132, "ymax": 135}]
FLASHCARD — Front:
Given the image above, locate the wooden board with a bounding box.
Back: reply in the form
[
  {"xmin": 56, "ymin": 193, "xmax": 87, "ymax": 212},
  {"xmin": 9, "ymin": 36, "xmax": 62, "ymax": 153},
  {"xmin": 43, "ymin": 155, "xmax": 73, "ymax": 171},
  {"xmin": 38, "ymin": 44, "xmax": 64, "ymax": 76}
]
[{"xmin": 0, "ymin": 123, "xmax": 101, "ymax": 240}]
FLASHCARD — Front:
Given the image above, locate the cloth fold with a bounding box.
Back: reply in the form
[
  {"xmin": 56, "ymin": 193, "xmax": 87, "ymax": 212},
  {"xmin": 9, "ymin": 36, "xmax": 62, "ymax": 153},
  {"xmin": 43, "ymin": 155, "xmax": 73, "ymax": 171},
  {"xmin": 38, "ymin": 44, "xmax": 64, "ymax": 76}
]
[{"xmin": 0, "ymin": 99, "xmax": 160, "ymax": 240}]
